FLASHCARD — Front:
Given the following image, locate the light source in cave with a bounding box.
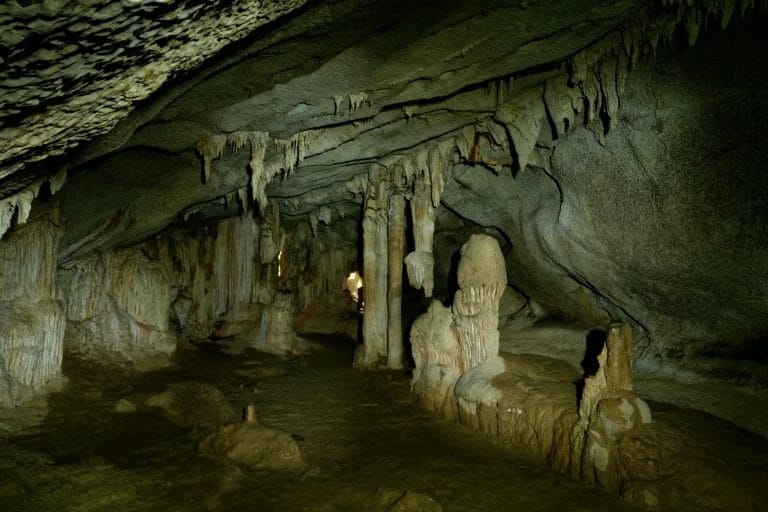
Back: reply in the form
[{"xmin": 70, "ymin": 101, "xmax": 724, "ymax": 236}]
[
  {"xmin": 344, "ymin": 271, "xmax": 364, "ymax": 305},
  {"xmin": 277, "ymin": 249, "xmax": 283, "ymax": 277}
]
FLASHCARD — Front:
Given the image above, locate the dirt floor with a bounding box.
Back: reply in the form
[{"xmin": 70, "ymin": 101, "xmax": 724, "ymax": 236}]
[{"xmin": 0, "ymin": 334, "xmax": 647, "ymax": 512}]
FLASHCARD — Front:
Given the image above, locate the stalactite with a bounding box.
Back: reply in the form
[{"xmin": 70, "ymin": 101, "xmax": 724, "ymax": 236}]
[
  {"xmin": 406, "ymin": 173, "xmax": 437, "ymax": 297},
  {"xmin": 333, "ymin": 92, "xmax": 369, "ymax": 117},
  {"xmin": 272, "ymin": 129, "xmax": 321, "ymax": 176},
  {"xmin": 237, "ymin": 186, "xmax": 250, "ymax": 214},
  {"xmin": 196, "ymin": 133, "xmax": 228, "ymax": 182},
  {"xmin": 496, "ymin": 86, "xmax": 546, "ymax": 173},
  {"xmin": 0, "ymin": 173, "xmax": 66, "ymax": 239},
  {"xmin": 259, "ymin": 200, "xmax": 282, "ymax": 266}
]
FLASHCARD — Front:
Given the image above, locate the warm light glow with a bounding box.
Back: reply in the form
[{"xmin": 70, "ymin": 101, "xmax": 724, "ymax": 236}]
[
  {"xmin": 277, "ymin": 250, "xmax": 283, "ymax": 277},
  {"xmin": 344, "ymin": 271, "xmax": 363, "ymax": 302}
]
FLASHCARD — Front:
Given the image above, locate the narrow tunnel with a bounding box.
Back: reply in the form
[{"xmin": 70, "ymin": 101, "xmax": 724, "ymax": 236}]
[{"xmin": 1, "ymin": 1, "xmax": 768, "ymax": 511}]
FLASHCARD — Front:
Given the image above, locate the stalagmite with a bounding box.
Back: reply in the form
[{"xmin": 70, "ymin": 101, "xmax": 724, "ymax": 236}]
[
  {"xmin": 355, "ymin": 179, "xmax": 390, "ymax": 368},
  {"xmin": 250, "ymin": 291, "xmax": 300, "ymax": 355},
  {"xmin": 452, "ymin": 235, "xmax": 507, "ymax": 372},
  {"xmin": 0, "ymin": 213, "xmax": 65, "ymax": 405},
  {"xmin": 576, "ymin": 322, "xmax": 652, "ymax": 489},
  {"xmin": 410, "ymin": 234, "xmax": 507, "ymax": 417},
  {"xmin": 410, "ymin": 301, "xmax": 461, "ymax": 418},
  {"xmin": 387, "ymin": 192, "xmax": 406, "ymax": 369}
]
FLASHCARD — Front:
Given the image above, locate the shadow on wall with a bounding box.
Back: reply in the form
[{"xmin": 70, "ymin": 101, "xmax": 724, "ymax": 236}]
[{"xmin": 575, "ymin": 328, "xmax": 607, "ymax": 408}]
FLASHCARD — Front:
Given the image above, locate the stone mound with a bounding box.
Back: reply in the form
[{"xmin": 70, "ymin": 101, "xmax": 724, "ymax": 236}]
[
  {"xmin": 145, "ymin": 381, "xmax": 237, "ymax": 428},
  {"xmin": 199, "ymin": 421, "xmax": 304, "ymax": 472}
]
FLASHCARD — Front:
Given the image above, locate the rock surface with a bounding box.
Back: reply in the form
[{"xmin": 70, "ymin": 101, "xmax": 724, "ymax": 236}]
[
  {"xmin": 0, "ymin": 214, "xmax": 65, "ymax": 405},
  {"xmin": 199, "ymin": 421, "xmax": 304, "ymax": 472},
  {"xmin": 146, "ymin": 381, "xmax": 237, "ymax": 429}
]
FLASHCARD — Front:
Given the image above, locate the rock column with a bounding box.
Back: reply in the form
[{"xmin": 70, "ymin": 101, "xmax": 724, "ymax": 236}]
[
  {"xmin": 356, "ymin": 181, "xmax": 390, "ymax": 367},
  {"xmin": 386, "ymin": 192, "xmax": 406, "ymax": 369}
]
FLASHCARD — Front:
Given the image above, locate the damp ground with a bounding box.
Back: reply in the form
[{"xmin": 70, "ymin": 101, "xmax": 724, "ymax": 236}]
[{"xmin": 0, "ymin": 334, "xmax": 647, "ymax": 512}]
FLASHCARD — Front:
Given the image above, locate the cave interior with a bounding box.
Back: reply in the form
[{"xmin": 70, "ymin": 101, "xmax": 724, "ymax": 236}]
[{"xmin": 1, "ymin": 0, "xmax": 768, "ymax": 511}]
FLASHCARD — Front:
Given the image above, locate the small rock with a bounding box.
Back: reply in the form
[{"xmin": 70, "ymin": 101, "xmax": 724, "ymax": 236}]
[
  {"xmin": 389, "ymin": 491, "xmax": 443, "ymax": 512},
  {"xmin": 113, "ymin": 398, "xmax": 136, "ymax": 413}
]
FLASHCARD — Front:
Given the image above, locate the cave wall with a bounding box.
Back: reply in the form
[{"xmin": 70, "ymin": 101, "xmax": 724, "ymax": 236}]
[{"xmin": 441, "ymin": 20, "xmax": 768, "ymax": 381}]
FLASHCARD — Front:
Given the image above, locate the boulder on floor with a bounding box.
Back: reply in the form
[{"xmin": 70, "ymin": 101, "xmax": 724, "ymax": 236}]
[{"xmin": 199, "ymin": 420, "xmax": 304, "ymax": 472}]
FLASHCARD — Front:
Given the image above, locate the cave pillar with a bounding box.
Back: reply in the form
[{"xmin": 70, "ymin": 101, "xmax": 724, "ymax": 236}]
[
  {"xmin": 404, "ymin": 175, "xmax": 436, "ymax": 297},
  {"xmin": 355, "ymin": 181, "xmax": 390, "ymax": 367},
  {"xmin": 386, "ymin": 192, "xmax": 406, "ymax": 369}
]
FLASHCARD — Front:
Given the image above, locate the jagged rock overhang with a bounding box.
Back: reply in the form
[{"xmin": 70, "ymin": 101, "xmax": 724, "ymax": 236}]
[{"xmin": 35, "ymin": 0, "xmax": 760, "ymax": 249}]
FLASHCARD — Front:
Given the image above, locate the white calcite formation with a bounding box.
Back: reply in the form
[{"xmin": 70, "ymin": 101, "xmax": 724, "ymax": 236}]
[
  {"xmin": 63, "ymin": 246, "xmax": 177, "ymax": 367},
  {"xmin": 0, "ymin": 171, "xmax": 67, "ymax": 240},
  {"xmin": 250, "ymin": 291, "xmax": 300, "ymax": 355},
  {"xmin": 575, "ymin": 323, "xmax": 653, "ymax": 489},
  {"xmin": 162, "ymin": 213, "xmax": 279, "ymax": 340},
  {"xmin": 409, "ymin": 234, "xmax": 659, "ymax": 505},
  {"xmin": 62, "ymin": 208, "xmax": 288, "ymax": 365},
  {"xmin": 355, "ymin": 179, "xmax": 390, "ymax": 367},
  {"xmin": 410, "ymin": 234, "xmax": 507, "ymax": 418},
  {"xmin": 0, "ymin": 213, "xmax": 65, "ymax": 405}
]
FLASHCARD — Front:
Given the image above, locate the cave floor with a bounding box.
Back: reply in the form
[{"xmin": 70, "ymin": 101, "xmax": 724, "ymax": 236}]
[{"xmin": 0, "ymin": 335, "xmax": 643, "ymax": 512}]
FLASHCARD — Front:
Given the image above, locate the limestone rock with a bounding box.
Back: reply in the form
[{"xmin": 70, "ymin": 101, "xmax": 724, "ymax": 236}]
[
  {"xmin": 410, "ymin": 301, "xmax": 460, "ymax": 418},
  {"xmin": 146, "ymin": 381, "xmax": 237, "ymax": 429},
  {"xmin": 333, "ymin": 487, "xmax": 443, "ymax": 512},
  {"xmin": 453, "ymin": 234, "xmax": 507, "ymax": 372},
  {"xmin": 0, "ymin": 216, "xmax": 65, "ymax": 406},
  {"xmin": 63, "ymin": 247, "xmax": 177, "ymax": 365},
  {"xmin": 199, "ymin": 421, "xmax": 304, "ymax": 471},
  {"xmin": 387, "ymin": 491, "xmax": 443, "ymax": 512},
  {"xmin": 249, "ymin": 291, "xmax": 300, "ymax": 355},
  {"xmin": 410, "ymin": 235, "xmax": 507, "ymax": 418},
  {"xmin": 497, "ymin": 286, "xmax": 529, "ymax": 328},
  {"xmin": 113, "ymin": 398, "xmax": 137, "ymax": 414}
]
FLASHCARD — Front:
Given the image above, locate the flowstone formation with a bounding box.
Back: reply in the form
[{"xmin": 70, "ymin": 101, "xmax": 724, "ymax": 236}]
[
  {"xmin": 411, "ymin": 234, "xmax": 507, "ymax": 420},
  {"xmin": 409, "ymin": 234, "xmax": 673, "ymax": 508},
  {"xmin": 0, "ymin": 211, "xmax": 65, "ymax": 406}
]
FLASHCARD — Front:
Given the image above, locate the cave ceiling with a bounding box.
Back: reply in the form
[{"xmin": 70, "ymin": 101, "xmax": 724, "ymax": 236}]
[{"xmin": 0, "ymin": 0, "xmax": 729, "ymax": 247}]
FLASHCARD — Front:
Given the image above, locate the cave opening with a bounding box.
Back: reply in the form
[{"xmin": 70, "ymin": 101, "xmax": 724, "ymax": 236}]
[{"xmin": 2, "ymin": 1, "xmax": 768, "ymax": 510}]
